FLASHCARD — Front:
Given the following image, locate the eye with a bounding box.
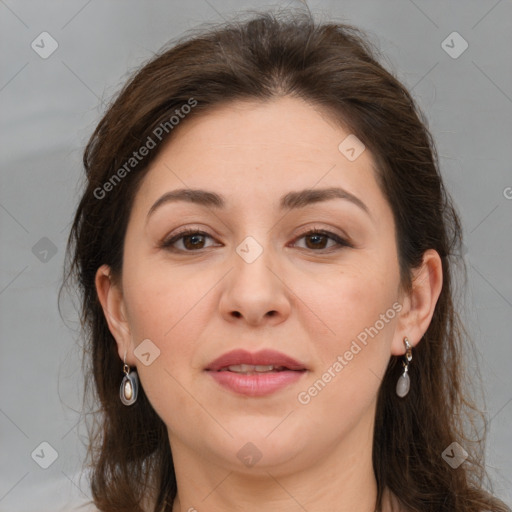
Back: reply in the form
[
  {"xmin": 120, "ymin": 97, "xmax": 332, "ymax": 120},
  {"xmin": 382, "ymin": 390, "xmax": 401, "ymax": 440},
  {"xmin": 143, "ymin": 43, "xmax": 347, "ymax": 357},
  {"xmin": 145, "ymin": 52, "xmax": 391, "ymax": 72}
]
[
  {"xmin": 292, "ymin": 228, "xmax": 352, "ymax": 251},
  {"xmin": 160, "ymin": 227, "xmax": 352, "ymax": 253},
  {"xmin": 159, "ymin": 229, "xmax": 218, "ymax": 252}
]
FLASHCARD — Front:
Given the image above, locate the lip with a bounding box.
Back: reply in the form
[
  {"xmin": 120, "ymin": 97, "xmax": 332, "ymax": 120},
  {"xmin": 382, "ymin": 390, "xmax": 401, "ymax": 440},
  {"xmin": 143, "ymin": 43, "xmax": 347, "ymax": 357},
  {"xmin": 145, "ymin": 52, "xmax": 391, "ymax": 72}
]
[
  {"xmin": 204, "ymin": 349, "xmax": 308, "ymax": 397},
  {"xmin": 204, "ymin": 349, "xmax": 307, "ymax": 372}
]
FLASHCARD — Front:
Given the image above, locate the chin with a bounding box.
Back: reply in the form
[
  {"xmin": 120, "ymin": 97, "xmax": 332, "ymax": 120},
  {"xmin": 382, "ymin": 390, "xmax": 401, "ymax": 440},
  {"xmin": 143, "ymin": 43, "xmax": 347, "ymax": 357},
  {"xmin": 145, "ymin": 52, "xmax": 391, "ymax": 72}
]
[{"xmin": 223, "ymin": 429, "xmax": 308, "ymax": 464}]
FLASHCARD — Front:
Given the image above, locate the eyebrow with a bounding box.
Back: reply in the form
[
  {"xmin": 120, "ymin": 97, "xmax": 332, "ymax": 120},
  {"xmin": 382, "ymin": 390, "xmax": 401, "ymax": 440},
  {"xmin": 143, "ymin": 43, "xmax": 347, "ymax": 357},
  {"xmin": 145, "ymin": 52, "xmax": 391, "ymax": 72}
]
[{"xmin": 146, "ymin": 186, "xmax": 371, "ymax": 220}]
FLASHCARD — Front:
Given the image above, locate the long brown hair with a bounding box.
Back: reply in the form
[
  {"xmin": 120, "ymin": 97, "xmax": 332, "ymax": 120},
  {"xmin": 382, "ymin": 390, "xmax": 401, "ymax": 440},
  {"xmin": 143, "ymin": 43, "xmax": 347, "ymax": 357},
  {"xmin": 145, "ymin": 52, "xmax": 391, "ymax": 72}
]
[{"xmin": 62, "ymin": 9, "xmax": 511, "ymax": 512}]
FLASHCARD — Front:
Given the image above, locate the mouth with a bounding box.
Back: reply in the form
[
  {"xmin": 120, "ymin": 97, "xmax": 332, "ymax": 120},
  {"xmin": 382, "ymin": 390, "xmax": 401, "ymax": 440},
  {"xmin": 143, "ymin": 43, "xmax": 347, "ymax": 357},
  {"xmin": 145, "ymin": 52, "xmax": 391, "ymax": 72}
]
[
  {"xmin": 204, "ymin": 348, "xmax": 308, "ymax": 373},
  {"xmin": 204, "ymin": 349, "xmax": 308, "ymax": 396},
  {"xmin": 215, "ymin": 364, "xmax": 305, "ymax": 375}
]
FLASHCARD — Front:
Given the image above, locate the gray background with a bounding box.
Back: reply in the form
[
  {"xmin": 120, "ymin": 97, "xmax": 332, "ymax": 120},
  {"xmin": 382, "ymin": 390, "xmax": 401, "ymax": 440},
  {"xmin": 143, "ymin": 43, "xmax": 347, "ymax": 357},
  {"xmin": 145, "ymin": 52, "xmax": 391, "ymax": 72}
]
[{"xmin": 0, "ymin": 1, "xmax": 511, "ymax": 510}]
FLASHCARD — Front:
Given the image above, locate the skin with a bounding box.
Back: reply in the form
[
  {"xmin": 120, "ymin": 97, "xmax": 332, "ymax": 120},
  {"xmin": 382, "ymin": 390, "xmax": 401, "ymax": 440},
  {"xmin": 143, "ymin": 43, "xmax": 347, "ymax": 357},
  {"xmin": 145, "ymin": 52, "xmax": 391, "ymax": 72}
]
[{"xmin": 96, "ymin": 95, "xmax": 443, "ymax": 512}]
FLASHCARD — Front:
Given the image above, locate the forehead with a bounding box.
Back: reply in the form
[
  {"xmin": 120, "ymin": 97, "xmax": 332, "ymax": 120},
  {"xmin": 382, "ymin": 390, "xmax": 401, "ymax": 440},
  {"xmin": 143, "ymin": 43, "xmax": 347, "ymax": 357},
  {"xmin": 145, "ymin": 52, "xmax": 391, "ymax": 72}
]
[
  {"xmin": 157, "ymin": 96, "xmax": 355, "ymax": 163},
  {"xmin": 132, "ymin": 96, "xmax": 384, "ymax": 216}
]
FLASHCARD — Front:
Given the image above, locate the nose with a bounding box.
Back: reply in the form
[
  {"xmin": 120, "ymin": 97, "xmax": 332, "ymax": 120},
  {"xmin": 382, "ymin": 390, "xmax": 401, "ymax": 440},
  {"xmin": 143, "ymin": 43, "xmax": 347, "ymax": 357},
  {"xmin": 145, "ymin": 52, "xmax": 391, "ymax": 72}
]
[{"xmin": 218, "ymin": 242, "xmax": 291, "ymax": 327}]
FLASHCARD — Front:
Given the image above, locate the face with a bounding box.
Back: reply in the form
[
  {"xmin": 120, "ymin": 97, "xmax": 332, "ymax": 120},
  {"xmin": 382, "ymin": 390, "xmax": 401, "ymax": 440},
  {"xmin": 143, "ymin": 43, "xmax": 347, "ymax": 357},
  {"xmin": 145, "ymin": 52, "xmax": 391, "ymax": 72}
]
[{"xmin": 101, "ymin": 96, "xmax": 413, "ymax": 476}]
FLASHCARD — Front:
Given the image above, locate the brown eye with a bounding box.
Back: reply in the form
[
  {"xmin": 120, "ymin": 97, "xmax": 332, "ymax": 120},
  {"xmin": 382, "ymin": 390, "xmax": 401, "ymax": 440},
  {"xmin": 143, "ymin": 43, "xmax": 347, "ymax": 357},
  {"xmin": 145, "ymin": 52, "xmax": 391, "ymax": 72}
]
[
  {"xmin": 160, "ymin": 230, "xmax": 216, "ymax": 252},
  {"xmin": 160, "ymin": 227, "xmax": 351, "ymax": 253},
  {"xmin": 293, "ymin": 229, "xmax": 351, "ymax": 251}
]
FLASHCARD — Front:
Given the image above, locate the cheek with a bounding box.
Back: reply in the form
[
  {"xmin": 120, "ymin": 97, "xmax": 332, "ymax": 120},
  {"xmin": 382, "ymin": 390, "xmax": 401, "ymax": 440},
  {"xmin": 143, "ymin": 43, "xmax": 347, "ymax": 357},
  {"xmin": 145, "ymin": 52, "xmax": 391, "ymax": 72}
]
[
  {"xmin": 294, "ymin": 265, "xmax": 398, "ymax": 409},
  {"xmin": 297, "ymin": 265, "xmax": 399, "ymax": 411},
  {"xmin": 121, "ymin": 262, "xmax": 218, "ymax": 402},
  {"xmin": 123, "ymin": 260, "xmax": 212, "ymax": 339},
  {"xmin": 297, "ymin": 262, "xmax": 399, "ymax": 346},
  {"xmin": 122, "ymin": 266, "xmax": 212, "ymax": 425}
]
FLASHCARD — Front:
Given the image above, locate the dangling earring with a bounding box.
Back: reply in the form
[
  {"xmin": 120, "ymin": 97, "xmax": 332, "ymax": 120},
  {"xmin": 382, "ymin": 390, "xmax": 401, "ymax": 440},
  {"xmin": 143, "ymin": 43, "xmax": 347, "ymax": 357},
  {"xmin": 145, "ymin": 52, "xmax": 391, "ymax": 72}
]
[
  {"xmin": 120, "ymin": 351, "xmax": 138, "ymax": 406},
  {"xmin": 396, "ymin": 337, "xmax": 412, "ymax": 398}
]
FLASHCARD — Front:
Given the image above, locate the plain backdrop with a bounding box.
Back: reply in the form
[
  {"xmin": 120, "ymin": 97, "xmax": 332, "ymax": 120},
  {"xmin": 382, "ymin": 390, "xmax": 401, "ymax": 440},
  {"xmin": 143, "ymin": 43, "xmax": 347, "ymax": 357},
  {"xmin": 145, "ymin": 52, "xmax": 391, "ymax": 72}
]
[{"xmin": 0, "ymin": 1, "xmax": 511, "ymax": 510}]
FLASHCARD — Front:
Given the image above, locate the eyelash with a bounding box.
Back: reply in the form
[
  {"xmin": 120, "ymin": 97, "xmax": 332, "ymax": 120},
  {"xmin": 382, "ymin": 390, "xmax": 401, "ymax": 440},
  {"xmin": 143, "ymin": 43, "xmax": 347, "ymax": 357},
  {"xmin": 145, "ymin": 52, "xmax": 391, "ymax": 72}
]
[{"xmin": 159, "ymin": 227, "xmax": 352, "ymax": 253}]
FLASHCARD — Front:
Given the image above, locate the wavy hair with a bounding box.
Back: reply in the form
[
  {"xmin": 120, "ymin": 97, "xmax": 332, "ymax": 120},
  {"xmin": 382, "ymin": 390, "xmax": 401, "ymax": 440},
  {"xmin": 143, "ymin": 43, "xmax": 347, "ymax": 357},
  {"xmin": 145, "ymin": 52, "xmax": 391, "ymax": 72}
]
[{"xmin": 62, "ymin": 9, "xmax": 510, "ymax": 512}]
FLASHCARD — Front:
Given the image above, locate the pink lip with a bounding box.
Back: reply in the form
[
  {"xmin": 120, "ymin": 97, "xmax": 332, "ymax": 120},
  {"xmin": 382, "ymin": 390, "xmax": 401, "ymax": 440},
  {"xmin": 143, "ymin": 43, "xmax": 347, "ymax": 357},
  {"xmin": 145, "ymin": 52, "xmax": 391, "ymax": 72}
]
[
  {"xmin": 204, "ymin": 349, "xmax": 307, "ymax": 371},
  {"xmin": 204, "ymin": 349, "xmax": 308, "ymax": 397}
]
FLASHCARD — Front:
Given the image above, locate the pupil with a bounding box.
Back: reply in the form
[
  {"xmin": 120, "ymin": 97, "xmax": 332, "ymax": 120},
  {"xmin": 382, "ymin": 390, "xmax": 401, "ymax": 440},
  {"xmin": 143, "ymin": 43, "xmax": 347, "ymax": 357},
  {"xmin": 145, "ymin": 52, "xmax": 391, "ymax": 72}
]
[
  {"xmin": 185, "ymin": 235, "xmax": 204, "ymax": 249},
  {"xmin": 307, "ymin": 234, "xmax": 325, "ymax": 249}
]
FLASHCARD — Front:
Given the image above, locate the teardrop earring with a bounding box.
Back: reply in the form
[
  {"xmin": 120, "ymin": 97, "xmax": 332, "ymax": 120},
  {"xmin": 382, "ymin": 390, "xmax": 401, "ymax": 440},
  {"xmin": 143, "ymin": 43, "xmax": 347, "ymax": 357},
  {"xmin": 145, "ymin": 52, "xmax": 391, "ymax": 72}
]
[
  {"xmin": 396, "ymin": 337, "xmax": 412, "ymax": 398},
  {"xmin": 120, "ymin": 351, "xmax": 139, "ymax": 406}
]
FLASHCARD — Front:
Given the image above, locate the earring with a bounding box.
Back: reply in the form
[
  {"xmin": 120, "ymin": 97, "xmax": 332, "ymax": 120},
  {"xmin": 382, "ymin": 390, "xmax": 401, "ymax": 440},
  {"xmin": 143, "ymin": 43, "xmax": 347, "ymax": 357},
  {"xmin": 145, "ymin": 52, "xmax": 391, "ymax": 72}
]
[
  {"xmin": 396, "ymin": 337, "xmax": 412, "ymax": 398},
  {"xmin": 120, "ymin": 352, "xmax": 138, "ymax": 406}
]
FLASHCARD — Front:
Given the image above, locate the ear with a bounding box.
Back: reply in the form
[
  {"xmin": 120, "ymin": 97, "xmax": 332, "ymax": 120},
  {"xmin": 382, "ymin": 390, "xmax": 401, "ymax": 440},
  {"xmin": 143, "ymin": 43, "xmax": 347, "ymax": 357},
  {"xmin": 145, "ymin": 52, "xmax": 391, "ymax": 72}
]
[
  {"xmin": 391, "ymin": 249, "xmax": 443, "ymax": 356},
  {"xmin": 95, "ymin": 264, "xmax": 133, "ymax": 364}
]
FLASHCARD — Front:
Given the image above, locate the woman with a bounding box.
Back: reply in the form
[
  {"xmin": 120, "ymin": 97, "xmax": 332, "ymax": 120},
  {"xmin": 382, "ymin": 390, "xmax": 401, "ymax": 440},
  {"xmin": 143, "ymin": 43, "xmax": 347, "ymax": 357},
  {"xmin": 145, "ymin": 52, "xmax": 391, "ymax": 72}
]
[{"xmin": 63, "ymin": 9, "xmax": 511, "ymax": 512}]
